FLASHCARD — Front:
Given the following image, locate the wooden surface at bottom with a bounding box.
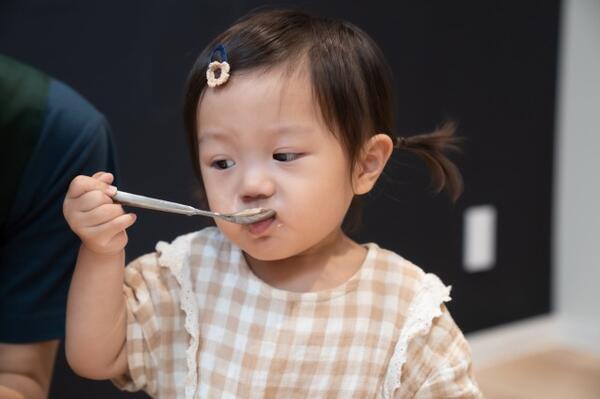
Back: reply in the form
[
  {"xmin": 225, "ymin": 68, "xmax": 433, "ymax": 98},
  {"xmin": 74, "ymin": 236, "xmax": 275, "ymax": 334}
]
[{"xmin": 475, "ymin": 347, "xmax": 600, "ymax": 399}]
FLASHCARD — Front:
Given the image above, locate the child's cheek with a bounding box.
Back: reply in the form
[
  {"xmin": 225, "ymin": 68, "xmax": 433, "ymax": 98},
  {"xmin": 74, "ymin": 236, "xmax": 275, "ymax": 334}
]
[{"xmin": 203, "ymin": 178, "xmax": 232, "ymax": 213}]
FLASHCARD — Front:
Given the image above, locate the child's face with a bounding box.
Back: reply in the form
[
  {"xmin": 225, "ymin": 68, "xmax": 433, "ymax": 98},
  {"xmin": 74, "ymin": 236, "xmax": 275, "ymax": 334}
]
[{"xmin": 196, "ymin": 62, "xmax": 356, "ymax": 261}]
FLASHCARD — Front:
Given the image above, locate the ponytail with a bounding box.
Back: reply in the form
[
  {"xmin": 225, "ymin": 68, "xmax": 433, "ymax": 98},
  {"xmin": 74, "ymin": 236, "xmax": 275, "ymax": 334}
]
[{"xmin": 393, "ymin": 120, "xmax": 464, "ymax": 202}]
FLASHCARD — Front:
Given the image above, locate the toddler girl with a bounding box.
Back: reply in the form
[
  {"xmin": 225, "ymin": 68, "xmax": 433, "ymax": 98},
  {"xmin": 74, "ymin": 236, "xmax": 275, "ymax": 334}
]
[{"xmin": 63, "ymin": 8, "xmax": 482, "ymax": 399}]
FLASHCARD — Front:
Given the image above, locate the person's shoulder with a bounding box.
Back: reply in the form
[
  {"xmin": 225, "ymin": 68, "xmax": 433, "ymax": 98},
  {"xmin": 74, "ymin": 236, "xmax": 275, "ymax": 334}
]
[
  {"xmin": 368, "ymin": 243, "xmax": 427, "ymax": 286},
  {"xmin": 375, "ymin": 248, "xmax": 463, "ymax": 398},
  {"xmin": 155, "ymin": 225, "xmax": 226, "ymax": 253},
  {"xmin": 153, "ymin": 226, "xmax": 233, "ymax": 268},
  {"xmin": 367, "ymin": 243, "xmax": 452, "ymax": 306},
  {"xmin": 47, "ymin": 78, "xmax": 104, "ymax": 122},
  {"xmin": 124, "ymin": 226, "xmax": 227, "ymax": 279},
  {"xmin": 44, "ymin": 78, "xmax": 111, "ymax": 143}
]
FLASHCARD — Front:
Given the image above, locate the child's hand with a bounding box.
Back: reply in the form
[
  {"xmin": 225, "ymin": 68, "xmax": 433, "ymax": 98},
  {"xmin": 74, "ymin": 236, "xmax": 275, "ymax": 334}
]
[{"xmin": 63, "ymin": 172, "xmax": 137, "ymax": 256}]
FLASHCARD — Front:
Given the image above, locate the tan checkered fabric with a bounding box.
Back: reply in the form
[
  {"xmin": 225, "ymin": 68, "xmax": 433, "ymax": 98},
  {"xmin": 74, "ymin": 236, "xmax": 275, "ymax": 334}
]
[{"xmin": 111, "ymin": 227, "xmax": 482, "ymax": 398}]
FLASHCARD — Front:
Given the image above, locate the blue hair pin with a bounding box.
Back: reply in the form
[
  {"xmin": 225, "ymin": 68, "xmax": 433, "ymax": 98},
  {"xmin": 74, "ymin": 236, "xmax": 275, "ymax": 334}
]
[{"xmin": 206, "ymin": 44, "xmax": 231, "ymax": 87}]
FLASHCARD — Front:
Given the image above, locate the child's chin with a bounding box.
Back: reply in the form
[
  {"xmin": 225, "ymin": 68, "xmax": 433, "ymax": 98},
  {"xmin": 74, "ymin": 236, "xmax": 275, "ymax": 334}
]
[
  {"xmin": 240, "ymin": 240, "xmax": 300, "ymax": 261},
  {"xmin": 218, "ymin": 226, "xmax": 298, "ymax": 261},
  {"xmin": 242, "ymin": 246, "xmax": 291, "ymax": 261}
]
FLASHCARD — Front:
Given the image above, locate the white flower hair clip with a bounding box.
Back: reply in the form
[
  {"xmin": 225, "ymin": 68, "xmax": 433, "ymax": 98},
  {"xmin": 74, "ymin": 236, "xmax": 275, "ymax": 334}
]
[{"xmin": 206, "ymin": 44, "xmax": 230, "ymax": 88}]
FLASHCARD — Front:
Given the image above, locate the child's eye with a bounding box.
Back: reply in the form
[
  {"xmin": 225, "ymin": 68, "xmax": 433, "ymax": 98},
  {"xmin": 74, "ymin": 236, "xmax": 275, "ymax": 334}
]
[
  {"xmin": 273, "ymin": 153, "xmax": 301, "ymax": 162},
  {"xmin": 211, "ymin": 159, "xmax": 235, "ymax": 169}
]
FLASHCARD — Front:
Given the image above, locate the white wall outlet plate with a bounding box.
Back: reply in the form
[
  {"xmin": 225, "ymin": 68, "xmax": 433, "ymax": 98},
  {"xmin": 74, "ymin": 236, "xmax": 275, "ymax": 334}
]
[{"xmin": 463, "ymin": 205, "xmax": 497, "ymax": 273}]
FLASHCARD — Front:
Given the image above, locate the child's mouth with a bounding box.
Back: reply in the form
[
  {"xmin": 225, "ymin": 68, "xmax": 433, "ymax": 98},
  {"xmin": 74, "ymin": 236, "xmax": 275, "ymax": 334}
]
[{"xmin": 246, "ymin": 215, "xmax": 276, "ymax": 236}]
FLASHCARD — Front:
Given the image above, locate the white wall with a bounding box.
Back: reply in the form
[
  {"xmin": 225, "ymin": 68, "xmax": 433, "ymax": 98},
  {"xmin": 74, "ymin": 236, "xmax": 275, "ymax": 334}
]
[{"xmin": 554, "ymin": 0, "xmax": 600, "ymax": 352}]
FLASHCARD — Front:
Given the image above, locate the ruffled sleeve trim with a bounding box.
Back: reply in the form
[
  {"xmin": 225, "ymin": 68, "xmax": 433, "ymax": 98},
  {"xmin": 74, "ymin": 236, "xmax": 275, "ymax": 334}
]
[
  {"xmin": 155, "ymin": 232, "xmax": 200, "ymax": 399},
  {"xmin": 380, "ymin": 273, "xmax": 452, "ymax": 398}
]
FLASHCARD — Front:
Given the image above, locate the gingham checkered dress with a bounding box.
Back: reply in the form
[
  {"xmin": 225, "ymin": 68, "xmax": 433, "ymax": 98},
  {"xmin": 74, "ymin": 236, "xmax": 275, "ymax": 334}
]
[{"xmin": 111, "ymin": 227, "xmax": 482, "ymax": 398}]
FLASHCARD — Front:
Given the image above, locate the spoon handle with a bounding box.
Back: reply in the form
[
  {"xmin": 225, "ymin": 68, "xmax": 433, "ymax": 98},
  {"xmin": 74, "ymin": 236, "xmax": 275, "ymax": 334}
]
[{"xmin": 113, "ymin": 190, "xmax": 212, "ymax": 217}]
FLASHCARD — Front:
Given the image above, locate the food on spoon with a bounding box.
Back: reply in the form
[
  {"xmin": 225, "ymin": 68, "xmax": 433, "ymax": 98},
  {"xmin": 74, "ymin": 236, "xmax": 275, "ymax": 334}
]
[{"xmin": 234, "ymin": 207, "xmax": 266, "ymax": 216}]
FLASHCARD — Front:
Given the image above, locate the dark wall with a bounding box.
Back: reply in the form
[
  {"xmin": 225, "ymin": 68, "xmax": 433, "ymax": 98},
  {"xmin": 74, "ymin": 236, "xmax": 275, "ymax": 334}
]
[{"xmin": 0, "ymin": 1, "xmax": 560, "ymax": 397}]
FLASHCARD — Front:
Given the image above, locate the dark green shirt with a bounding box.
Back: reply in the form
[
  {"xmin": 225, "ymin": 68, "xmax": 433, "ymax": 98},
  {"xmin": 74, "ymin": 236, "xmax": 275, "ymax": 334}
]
[{"xmin": 0, "ymin": 55, "xmax": 118, "ymax": 343}]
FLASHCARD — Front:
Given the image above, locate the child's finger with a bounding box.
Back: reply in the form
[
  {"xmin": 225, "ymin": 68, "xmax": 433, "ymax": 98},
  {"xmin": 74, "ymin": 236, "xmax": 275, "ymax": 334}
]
[
  {"xmin": 91, "ymin": 171, "xmax": 106, "ymax": 179},
  {"xmin": 103, "ymin": 213, "xmax": 137, "ymax": 236},
  {"xmin": 67, "ymin": 175, "xmax": 113, "ymax": 199},
  {"xmin": 80, "ymin": 203, "xmax": 125, "ymax": 227},
  {"xmin": 77, "ymin": 190, "xmax": 115, "ymax": 212},
  {"xmin": 97, "ymin": 173, "xmax": 114, "ymax": 184},
  {"xmin": 83, "ymin": 213, "xmax": 136, "ymax": 248}
]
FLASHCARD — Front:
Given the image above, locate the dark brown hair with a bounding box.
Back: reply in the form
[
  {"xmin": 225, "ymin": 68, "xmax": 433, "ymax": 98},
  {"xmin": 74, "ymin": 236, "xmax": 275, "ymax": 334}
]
[{"xmin": 183, "ymin": 7, "xmax": 463, "ymax": 233}]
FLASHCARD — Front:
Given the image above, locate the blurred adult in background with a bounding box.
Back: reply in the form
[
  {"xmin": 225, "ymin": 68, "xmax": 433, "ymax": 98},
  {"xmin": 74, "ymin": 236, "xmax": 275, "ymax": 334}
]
[{"xmin": 0, "ymin": 54, "xmax": 118, "ymax": 399}]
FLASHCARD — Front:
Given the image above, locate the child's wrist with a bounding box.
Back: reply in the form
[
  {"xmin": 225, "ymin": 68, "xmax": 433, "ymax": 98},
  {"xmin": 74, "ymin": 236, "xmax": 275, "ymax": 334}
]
[{"xmin": 80, "ymin": 243, "xmax": 125, "ymax": 263}]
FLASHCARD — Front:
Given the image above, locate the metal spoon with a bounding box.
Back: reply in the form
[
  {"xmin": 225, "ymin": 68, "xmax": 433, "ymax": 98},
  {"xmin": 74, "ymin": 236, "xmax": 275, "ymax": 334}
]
[{"xmin": 112, "ymin": 190, "xmax": 275, "ymax": 225}]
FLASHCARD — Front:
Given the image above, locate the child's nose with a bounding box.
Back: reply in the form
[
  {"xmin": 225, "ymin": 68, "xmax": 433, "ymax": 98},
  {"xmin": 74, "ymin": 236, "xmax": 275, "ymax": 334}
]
[{"xmin": 239, "ymin": 167, "xmax": 275, "ymax": 203}]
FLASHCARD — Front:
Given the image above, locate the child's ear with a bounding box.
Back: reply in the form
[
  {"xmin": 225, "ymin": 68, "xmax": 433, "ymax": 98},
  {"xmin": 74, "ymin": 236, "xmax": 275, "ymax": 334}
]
[{"xmin": 352, "ymin": 133, "xmax": 394, "ymax": 195}]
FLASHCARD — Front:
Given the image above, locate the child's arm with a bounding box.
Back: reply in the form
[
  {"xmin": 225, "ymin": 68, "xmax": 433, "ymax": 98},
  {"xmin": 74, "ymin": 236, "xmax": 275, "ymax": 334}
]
[{"xmin": 62, "ymin": 172, "xmax": 137, "ymax": 380}]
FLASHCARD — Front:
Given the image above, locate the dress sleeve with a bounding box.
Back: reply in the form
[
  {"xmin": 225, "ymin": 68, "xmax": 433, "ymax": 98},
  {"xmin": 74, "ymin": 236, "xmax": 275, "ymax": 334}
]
[
  {"xmin": 396, "ymin": 304, "xmax": 483, "ymax": 399},
  {"xmin": 110, "ymin": 252, "xmax": 179, "ymax": 396}
]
